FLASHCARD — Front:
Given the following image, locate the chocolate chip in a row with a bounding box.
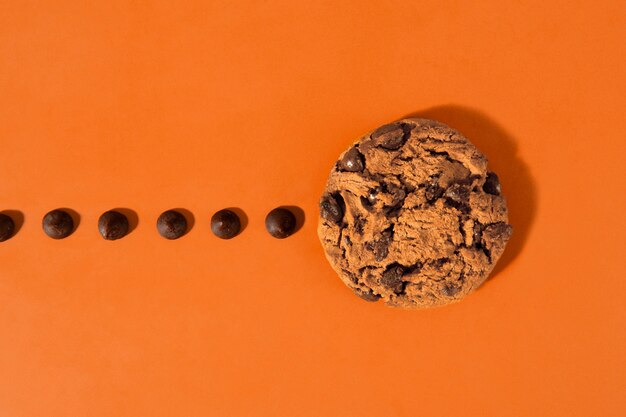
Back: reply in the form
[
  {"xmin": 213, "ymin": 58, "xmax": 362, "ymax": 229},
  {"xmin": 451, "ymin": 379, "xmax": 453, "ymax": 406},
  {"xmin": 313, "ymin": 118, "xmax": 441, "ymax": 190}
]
[
  {"xmin": 0, "ymin": 213, "xmax": 16, "ymax": 242},
  {"xmin": 265, "ymin": 207, "xmax": 297, "ymax": 239},
  {"xmin": 372, "ymin": 122, "xmax": 413, "ymax": 150},
  {"xmin": 42, "ymin": 209, "xmax": 75, "ymax": 239},
  {"xmin": 157, "ymin": 210, "xmax": 188, "ymax": 240},
  {"xmin": 211, "ymin": 209, "xmax": 241, "ymax": 239},
  {"xmin": 98, "ymin": 210, "xmax": 130, "ymax": 240}
]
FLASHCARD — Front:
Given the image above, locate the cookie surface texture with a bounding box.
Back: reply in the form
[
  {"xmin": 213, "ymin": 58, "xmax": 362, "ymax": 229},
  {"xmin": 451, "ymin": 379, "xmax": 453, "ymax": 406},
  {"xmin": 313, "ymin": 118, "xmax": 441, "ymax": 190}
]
[{"xmin": 318, "ymin": 118, "xmax": 512, "ymax": 308}]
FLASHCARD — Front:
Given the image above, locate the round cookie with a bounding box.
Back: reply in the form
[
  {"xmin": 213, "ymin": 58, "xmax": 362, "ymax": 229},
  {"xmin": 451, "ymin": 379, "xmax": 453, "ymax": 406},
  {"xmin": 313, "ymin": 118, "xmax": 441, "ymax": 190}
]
[{"xmin": 318, "ymin": 118, "xmax": 512, "ymax": 308}]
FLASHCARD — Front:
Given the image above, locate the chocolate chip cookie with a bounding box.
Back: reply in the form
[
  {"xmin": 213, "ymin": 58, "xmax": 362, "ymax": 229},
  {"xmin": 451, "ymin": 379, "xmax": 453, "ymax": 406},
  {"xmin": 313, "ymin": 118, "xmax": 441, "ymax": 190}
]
[{"xmin": 318, "ymin": 118, "xmax": 512, "ymax": 308}]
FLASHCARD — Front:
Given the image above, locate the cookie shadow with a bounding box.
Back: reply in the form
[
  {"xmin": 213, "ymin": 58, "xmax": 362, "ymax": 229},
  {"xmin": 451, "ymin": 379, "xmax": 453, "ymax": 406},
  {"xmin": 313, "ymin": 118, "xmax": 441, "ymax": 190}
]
[
  {"xmin": 171, "ymin": 208, "xmax": 195, "ymax": 236},
  {"xmin": 402, "ymin": 105, "xmax": 537, "ymax": 280},
  {"xmin": 225, "ymin": 207, "xmax": 248, "ymax": 234},
  {"xmin": 0, "ymin": 210, "xmax": 24, "ymax": 236},
  {"xmin": 280, "ymin": 205, "xmax": 305, "ymax": 235},
  {"xmin": 113, "ymin": 208, "xmax": 139, "ymax": 234}
]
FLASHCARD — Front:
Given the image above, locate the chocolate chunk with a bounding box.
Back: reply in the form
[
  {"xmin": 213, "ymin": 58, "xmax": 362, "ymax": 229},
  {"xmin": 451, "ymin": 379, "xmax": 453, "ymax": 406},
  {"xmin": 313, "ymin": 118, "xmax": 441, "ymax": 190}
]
[
  {"xmin": 483, "ymin": 172, "xmax": 501, "ymax": 195},
  {"xmin": 388, "ymin": 185, "xmax": 407, "ymax": 207},
  {"xmin": 444, "ymin": 184, "xmax": 471, "ymax": 212},
  {"xmin": 443, "ymin": 283, "xmax": 461, "ymax": 297},
  {"xmin": 353, "ymin": 288, "xmax": 381, "ymax": 302},
  {"xmin": 157, "ymin": 210, "xmax": 188, "ymax": 240},
  {"xmin": 372, "ymin": 228, "xmax": 393, "ymax": 261},
  {"xmin": 372, "ymin": 122, "xmax": 412, "ymax": 150},
  {"xmin": 380, "ymin": 264, "xmax": 405, "ymax": 294},
  {"xmin": 483, "ymin": 222, "xmax": 513, "ymax": 241},
  {"xmin": 425, "ymin": 178, "xmax": 444, "ymax": 202},
  {"xmin": 98, "ymin": 210, "xmax": 129, "ymax": 240},
  {"xmin": 445, "ymin": 184, "xmax": 470, "ymax": 203},
  {"xmin": 0, "ymin": 213, "xmax": 16, "ymax": 242},
  {"xmin": 361, "ymin": 186, "xmax": 383, "ymax": 211},
  {"xmin": 339, "ymin": 147, "xmax": 365, "ymax": 172},
  {"xmin": 42, "ymin": 209, "xmax": 75, "ymax": 239},
  {"xmin": 265, "ymin": 207, "xmax": 297, "ymax": 239},
  {"xmin": 320, "ymin": 194, "xmax": 344, "ymax": 224},
  {"xmin": 366, "ymin": 237, "xmax": 391, "ymax": 262},
  {"xmin": 210, "ymin": 209, "xmax": 241, "ymax": 239}
]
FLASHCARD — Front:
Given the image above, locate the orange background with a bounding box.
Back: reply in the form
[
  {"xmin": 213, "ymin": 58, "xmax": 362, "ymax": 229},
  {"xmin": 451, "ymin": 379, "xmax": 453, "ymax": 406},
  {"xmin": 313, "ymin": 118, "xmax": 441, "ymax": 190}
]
[{"xmin": 1, "ymin": 1, "xmax": 625, "ymax": 416}]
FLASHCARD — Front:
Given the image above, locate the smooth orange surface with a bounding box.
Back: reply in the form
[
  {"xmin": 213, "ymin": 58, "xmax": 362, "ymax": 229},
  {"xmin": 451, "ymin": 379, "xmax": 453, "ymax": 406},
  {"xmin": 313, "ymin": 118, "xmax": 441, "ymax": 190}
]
[{"xmin": 1, "ymin": 1, "xmax": 625, "ymax": 416}]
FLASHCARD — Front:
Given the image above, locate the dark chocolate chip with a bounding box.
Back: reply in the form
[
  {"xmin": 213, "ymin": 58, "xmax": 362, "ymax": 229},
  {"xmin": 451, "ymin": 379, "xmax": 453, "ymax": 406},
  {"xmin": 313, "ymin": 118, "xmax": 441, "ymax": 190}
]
[
  {"xmin": 372, "ymin": 122, "xmax": 412, "ymax": 150},
  {"xmin": 265, "ymin": 207, "xmax": 296, "ymax": 239},
  {"xmin": 445, "ymin": 184, "xmax": 470, "ymax": 204},
  {"xmin": 388, "ymin": 185, "xmax": 407, "ymax": 207},
  {"xmin": 373, "ymin": 238, "xmax": 391, "ymax": 261},
  {"xmin": 367, "ymin": 187, "xmax": 381, "ymax": 205},
  {"xmin": 372, "ymin": 123, "xmax": 401, "ymax": 139},
  {"xmin": 42, "ymin": 209, "xmax": 74, "ymax": 239},
  {"xmin": 380, "ymin": 264, "xmax": 405, "ymax": 294},
  {"xmin": 339, "ymin": 146, "xmax": 365, "ymax": 172},
  {"xmin": 0, "ymin": 213, "xmax": 16, "ymax": 242},
  {"xmin": 483, "ymin": 222, "xmax": 513, "ymax": 240},
  {"xmin": 483, "ymin": 172, "xmax": 501, "ymax": 195},
  {"xmin": 381, "ymin": 185, "xmax": 406, "ymax": 217},
  {"xmin": 320, "ymin": 194, "xmax": 344, "ymax": 224},
  {"xmin": 353, "ymin": 288, "xmax": 381, "ymax": 302},
  {"xmin": 383, "ymin": 205, "xmax": 403, "ymax": 218},
  {"xmin": 210, "ymin": 209, "xmax": 241, "ymax": 239},
  {"xmin": 443, "ymin": 283, "xmax": 461, "ymax": 297},
  {"xmin": 98, "ymin": 210, "xmax": 129, "ymax": 240},
  {"xmin": 473, "ymin": 222, "xmax": 483, "ymax": 248},
  {"xmin": 370, "ymin": 227, "xmax": 393, "ymax": 261},
  {"xmin": 157, "ymin": 210, "xmax": 188, "ymax": 240},
  {"xmin": 444, "ymin": 184, "xmax": 471, "ymax": 212},
  {"xmin": 425, "ymin": 178, "xmax": 444, "ymax": 203},
  {"xmin": 360, "ymin": 196, "xmax": 374, "ymax": 212}
]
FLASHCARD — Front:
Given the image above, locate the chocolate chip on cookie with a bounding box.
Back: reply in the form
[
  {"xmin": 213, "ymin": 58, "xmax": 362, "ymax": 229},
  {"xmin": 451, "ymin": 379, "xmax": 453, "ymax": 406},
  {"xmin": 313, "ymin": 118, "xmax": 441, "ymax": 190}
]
[
  {"xmin": 320, "ymin": 194, "xmax": 344, "ymax": 224},
  {"xmin": 339, "ymin": 147, "xmax": 365, "ymax": 172},
  {"xmin": 483, "ymin": 172, "xmax": 501, "ymax": 195},
  {"xmin": 372, "ymin": 122, "xmax": 412, "ymax": 150}
]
